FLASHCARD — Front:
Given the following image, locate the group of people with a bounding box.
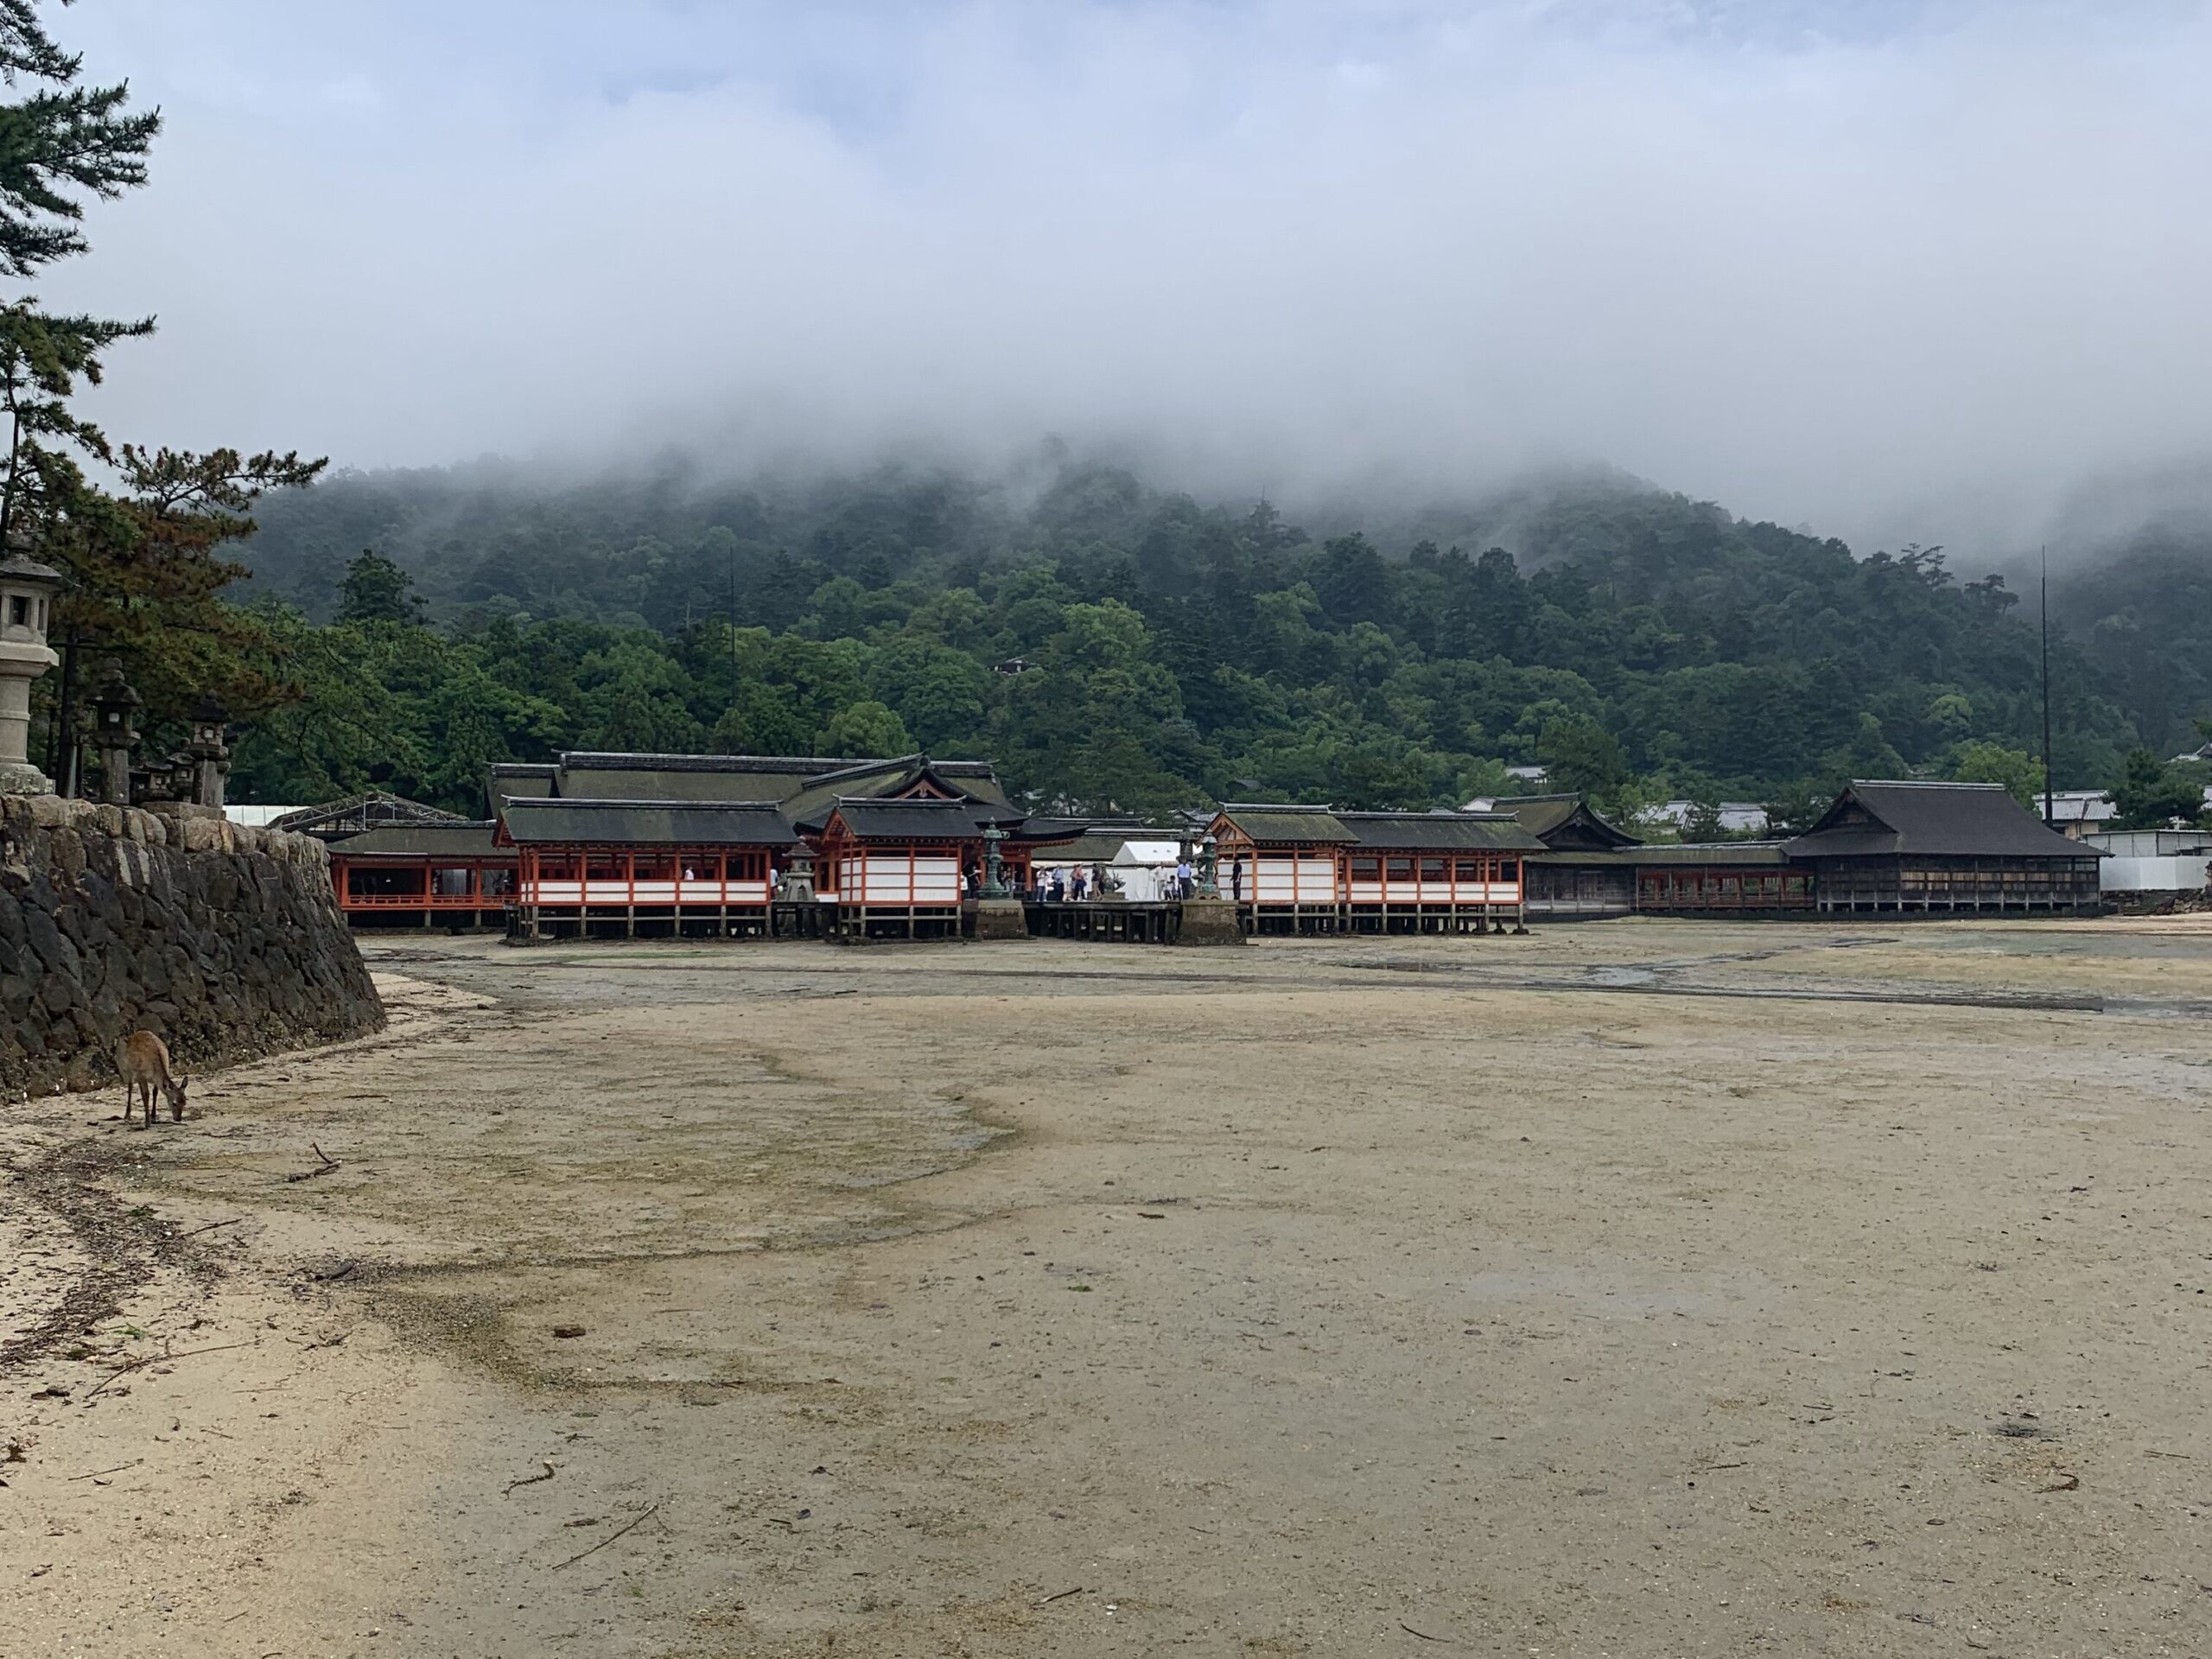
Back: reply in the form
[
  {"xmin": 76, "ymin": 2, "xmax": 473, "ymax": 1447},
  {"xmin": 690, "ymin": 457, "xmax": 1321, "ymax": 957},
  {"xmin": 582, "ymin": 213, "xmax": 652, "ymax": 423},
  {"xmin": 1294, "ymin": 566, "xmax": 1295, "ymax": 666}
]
[
  {"xmin": 1029, "ymin": 864, "xmax": 1109, "ymax": 902},
  {"xmin": 1027, "ymin": 858, "xmax": 1202, "ymax": 902}
]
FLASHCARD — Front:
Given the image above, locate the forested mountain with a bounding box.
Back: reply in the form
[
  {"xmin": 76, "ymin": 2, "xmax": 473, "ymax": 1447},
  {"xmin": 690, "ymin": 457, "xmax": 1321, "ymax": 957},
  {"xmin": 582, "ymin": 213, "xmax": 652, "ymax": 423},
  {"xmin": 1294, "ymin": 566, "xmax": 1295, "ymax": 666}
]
[{"xmin": 223, "ymin": 456, "xmax": 2199, "ymax": 825}]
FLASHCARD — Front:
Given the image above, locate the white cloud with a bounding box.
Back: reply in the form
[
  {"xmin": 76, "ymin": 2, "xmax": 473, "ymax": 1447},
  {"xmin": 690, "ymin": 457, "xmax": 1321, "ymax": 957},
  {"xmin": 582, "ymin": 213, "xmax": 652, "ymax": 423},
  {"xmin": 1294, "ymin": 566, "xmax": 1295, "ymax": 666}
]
[{"xmin": 36, "ymin": 0, "xmax": 2212, "ymax": 558}]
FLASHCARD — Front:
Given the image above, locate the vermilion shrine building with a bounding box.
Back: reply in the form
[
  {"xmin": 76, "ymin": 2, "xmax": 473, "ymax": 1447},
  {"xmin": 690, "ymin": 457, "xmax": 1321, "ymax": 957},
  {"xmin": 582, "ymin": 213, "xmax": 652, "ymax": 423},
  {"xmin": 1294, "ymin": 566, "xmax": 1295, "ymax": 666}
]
[
  {"xmin": 487, "ymin": 751, "xmax": 1083, "ymax": 940},
  {"xmin": 1209, "ymin": 804, "xmax": 1544, "ymax": 933}
]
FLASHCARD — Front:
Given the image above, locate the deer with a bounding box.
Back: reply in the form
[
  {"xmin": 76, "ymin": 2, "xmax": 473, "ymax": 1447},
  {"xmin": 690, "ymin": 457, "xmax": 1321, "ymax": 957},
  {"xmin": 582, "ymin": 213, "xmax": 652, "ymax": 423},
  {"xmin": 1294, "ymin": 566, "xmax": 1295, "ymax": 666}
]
[{"xmin": 118, "ymin": 1030, "xmax": 188, "ymax": 1128}]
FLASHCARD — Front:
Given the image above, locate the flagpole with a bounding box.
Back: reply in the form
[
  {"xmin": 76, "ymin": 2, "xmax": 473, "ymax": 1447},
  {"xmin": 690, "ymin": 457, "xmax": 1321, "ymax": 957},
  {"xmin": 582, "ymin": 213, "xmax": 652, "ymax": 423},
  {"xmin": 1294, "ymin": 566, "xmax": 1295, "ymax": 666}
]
[{"xmin": 2041, "ymin": 545, "xmax": 2055, "ymax": 828}]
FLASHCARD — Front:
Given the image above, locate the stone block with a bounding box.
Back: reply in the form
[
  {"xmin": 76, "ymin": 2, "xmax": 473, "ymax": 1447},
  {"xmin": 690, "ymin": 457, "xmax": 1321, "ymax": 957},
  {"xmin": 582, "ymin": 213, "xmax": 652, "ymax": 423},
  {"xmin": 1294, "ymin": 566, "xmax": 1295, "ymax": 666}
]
[
  {"xmin": 179, "ymin": 815, "xmax": 226, "ymax": 854},
  {"xmin": 1176, "ymin": 898, "xmax": 1246, "ymax": 946},
  {"xmin": 973, "ymin": 899, "xmax": 1029, "ymax": 940}
]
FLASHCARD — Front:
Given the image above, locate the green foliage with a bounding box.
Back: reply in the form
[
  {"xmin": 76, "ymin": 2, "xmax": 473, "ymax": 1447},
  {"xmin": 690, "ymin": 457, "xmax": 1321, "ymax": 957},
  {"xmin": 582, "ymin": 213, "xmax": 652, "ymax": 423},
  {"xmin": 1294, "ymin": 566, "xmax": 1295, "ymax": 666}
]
[
  {"xmin": 337, "ymin": 548, "xmax": 423, "ymax": 625},
  {"xmin": 818, "ymin": 698, "xmax": 911, "ymax": 757},
  {"xmin": 215, "ymin": 458, "xmax": 2164, "ymax": 816},
  {"xmin": 2106, "ymin": 748, "xmax": 2205, "ymax": 831},
  {"xmin": 0, "ymin": 2, "xmax": 160, "ymax": 279},
  {"xmin": 1949, "ymin": 741, "xmax": 2045, "ymax": 810},
  {"xmin": 1537, "ymin": 714, "xmax": 1628, "ymax": 796},
  {"xmin": 0, "ymin": 10, "xmax": 332, "ymax": 776}
]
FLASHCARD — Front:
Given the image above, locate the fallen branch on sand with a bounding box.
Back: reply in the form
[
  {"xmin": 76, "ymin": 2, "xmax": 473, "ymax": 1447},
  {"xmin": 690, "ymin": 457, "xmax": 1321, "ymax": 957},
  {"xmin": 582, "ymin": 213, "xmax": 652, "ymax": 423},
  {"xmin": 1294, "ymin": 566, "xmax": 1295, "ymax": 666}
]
[
  {"xmin": 180, "ymin": 1217, "xmax": 245, "ymax": 1238},
  {"xmin": 1400, "ymin": 1621, "xmax": 1454, "ymax": 1643},
  {"xmin": 283, "ymin": 1145, "xmax": 341, "ymax": 1184},
  {"xmin": 83, "ymin": 1340, "xmax": 255, "ymax": 1402},
  {"xmin": 505, "ymin": 1460, "xmax": 556, "ymax": 1496},
  {"xmin": 551, "ymin": 1502, "xmax": 660, "ymax": 1569},
  {"xmin": 67, "ymin": 1459, "xmax": 143, "ymax": 1481}
]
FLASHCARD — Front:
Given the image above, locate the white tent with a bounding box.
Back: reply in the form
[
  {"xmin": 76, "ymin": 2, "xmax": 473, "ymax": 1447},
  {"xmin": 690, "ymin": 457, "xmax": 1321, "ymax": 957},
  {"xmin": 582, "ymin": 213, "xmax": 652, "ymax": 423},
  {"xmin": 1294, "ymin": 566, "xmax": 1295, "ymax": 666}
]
[
  {"xmin": 1109, "ymin": 840, "xmax": 1185, "ymax": 902},
  {"xmin": 1031, "ymin": 836, "xmax": 1186, "ymax": 901}
]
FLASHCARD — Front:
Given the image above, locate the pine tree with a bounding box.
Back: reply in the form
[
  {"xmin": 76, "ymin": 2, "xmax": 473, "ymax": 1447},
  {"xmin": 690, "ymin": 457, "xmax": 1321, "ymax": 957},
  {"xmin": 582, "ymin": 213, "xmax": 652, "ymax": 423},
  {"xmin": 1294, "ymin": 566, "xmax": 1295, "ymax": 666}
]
[
  {"xmin": 0, "ymin": 0, "xmax": 161, "ymax": 540},
  {"xmin": 337, "ymin": 549, "xmax": 424, "ymax": 626}
]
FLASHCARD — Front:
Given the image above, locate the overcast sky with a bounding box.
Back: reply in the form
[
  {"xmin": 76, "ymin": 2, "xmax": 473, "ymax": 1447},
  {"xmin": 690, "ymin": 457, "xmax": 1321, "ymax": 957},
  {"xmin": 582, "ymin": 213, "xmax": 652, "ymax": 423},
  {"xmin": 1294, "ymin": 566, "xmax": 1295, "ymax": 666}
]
[{"xmin": 41, "ymin": 0, "xmax": 2212, "ymax": 555}]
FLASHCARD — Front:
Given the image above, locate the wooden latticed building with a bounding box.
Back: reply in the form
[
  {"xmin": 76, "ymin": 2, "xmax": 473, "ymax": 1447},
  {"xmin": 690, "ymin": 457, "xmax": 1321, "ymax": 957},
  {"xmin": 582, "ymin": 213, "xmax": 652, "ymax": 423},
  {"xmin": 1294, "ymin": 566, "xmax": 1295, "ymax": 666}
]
[
  {"xmin": 1497, "ymin": 794, "xmax": 1642, "ymax": 918},
  {"xmin": 1782, "ymin": 781, "xmax": 2104, "ymax": 914},
  {"xmin": 1630, "ymin": 842, "xmax": 1815, "ymax": 913}
]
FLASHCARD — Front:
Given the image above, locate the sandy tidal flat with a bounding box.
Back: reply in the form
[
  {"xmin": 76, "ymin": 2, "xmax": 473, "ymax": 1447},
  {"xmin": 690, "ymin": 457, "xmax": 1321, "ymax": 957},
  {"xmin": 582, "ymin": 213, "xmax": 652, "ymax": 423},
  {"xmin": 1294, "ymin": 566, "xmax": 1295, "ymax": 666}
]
[{"xmin": 4, "ymin": 918, "xmax": 2212, "ymax": 1657}]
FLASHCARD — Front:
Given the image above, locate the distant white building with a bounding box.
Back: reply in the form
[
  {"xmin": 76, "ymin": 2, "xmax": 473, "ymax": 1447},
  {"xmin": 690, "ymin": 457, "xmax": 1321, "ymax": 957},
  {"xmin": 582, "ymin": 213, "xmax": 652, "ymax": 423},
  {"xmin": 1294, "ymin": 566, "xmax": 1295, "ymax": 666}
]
[
  {"xmin": 2045, "ymin": 790, "xmax": 2117, "ymax": 840},
  {"xmin": 225, "ymin": 804, "xmax": 308, "ymax": 829},
  {"xmin": 1651, "ymin": 800, "xmax": 1770, "ymax": 837},
  {"xmin": 2087, "ymin": 829, "xmax": 2212, "ymax": 895}
]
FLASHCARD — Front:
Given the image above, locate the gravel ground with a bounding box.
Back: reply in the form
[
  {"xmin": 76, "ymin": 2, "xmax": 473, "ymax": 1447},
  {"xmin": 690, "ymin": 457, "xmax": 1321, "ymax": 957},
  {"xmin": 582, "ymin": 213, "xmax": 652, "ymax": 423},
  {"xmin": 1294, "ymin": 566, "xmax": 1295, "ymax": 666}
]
[{"xmin": 4, "ymin": 918, "xmax": 2211, "ymax": 1658}]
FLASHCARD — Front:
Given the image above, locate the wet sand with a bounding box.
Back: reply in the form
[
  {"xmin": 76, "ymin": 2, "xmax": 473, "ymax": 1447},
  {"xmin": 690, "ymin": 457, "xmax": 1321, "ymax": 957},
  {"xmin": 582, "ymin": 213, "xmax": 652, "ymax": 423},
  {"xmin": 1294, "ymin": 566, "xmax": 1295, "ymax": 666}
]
[{"xmin": 4, "ymin": 918, "xmax": 2212, "ymax": 1656}]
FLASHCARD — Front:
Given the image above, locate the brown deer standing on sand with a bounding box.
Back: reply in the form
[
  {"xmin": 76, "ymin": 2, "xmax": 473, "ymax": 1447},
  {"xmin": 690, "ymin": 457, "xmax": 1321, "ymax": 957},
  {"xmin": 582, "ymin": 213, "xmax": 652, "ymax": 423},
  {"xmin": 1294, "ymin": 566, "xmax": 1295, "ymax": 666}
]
[{"xmin": 118, "ymin": 1030, "xmax": 188, "ymax": 1128}]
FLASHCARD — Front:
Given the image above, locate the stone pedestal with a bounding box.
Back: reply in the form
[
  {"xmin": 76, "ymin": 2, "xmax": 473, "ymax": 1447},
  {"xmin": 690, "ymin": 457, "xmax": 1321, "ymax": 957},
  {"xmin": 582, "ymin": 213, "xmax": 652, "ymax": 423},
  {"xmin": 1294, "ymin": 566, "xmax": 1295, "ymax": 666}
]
[
  {"xmin": 0, "ymin": 654, "xmax": 54, "ymax": 796},
  {"xmin": 1176, "ymin": 896, "xmax": 1245, "ymax": 946},
  {"xmin": 973, "ymin": 898, "xmax": 1028, "ymax": 940},
  {"xmin": 0, "ymin": 759, "xmax": 50, "ymax": 795},
  {"xmin": 0, "ymin": 552, "xmax": 62, "ymax": 796}
]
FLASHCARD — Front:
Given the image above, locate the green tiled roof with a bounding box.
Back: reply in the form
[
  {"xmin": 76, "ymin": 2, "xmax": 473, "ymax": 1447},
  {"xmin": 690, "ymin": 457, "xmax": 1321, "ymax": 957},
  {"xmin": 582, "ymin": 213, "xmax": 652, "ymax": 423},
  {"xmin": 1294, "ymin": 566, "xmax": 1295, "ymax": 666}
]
[
  {"xmin": 1215, "ymin": 804, "xmax": 1357, "ymax": 845},
  {"xmin": 502, "ymin": 798, "xmax": 799, "ymax": 847},
  {"xmin": 1338, "ymin": 811, "xmax": 1548, "ymax": 852}
]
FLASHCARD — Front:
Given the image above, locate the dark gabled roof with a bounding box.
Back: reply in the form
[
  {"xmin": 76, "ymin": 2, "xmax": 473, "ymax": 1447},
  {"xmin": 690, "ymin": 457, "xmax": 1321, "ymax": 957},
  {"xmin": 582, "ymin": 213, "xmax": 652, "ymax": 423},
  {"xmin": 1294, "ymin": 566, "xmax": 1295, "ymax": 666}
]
[
  {"xmin": 495, "ymin": 751, "xmax": 1015, "ymax": 823},
  {"xmin": 560, "ymin": 752, "xmax": 859, "ymax": 775},
  {"xmin": 1784, "ymin": 781, "xmax": 2100, "ymax": 861},
  {"xmin": 1337, "ymin": 811, "xmax": 1548, "ymax": 852},
  {"xmin": 1006, "ymin": 817, "xmax": 1093, "ymax": 845},
  {"xmin": 328, "ymin": 822, "xmax": 508, "ymax": 859},
  {"xmin": 270, "ymin": 791, "xmax": 469, "ymax": 836},
  {"xmin": 781, "ymin": 756, "xmax": 1013, "ymax": 829},
  {"xmin": 501, "ymin": 798, "xmax": 799, "ymax": 847},
  {"xmin": 487, "ymin": 764, "xmax": 559, "ymax": 817},
  {"xmin": 825, "ymin": 798, "xmax": 990, "ymax": 842},
  {"xmin": 1212, "ymin": 804, "xmax": 1357, "ymax": 845},
  {"xmin": 553, "ymin": 764, "xmax": 830, "ymax": 806},
  {"xmin": 1626, "ymin": 841, "xmax": 1796, "ymax": 868},
  {"xmin": 1494, "ymin": 792, "xmax": 1643, "ymax": 850}
]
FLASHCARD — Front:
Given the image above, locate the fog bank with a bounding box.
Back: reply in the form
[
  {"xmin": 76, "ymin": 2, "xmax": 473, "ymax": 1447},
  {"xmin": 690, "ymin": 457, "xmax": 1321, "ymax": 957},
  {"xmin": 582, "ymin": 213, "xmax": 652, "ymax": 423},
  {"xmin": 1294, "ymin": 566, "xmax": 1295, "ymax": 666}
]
[{"xmin": 41, "ymin": 1, "xmax": 2212, "ymax": 567}]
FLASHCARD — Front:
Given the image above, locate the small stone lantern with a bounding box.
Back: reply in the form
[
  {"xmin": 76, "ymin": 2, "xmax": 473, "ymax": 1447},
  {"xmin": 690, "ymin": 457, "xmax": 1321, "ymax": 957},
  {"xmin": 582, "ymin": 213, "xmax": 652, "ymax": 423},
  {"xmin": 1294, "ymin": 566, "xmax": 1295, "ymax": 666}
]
[
  {"xmin": 92, "ymin": 663, "xmax": 142, "ymax": 805},
  {"xmin": 981, "ymin": 825, "xmax": 1008, "ymax": 898},
  {"xmin": 187, "ymin": 694, "xmax": 231, "ymax": 810},
  {"xmin": 0, "ymin": 550, "xmax": 64, "ymax": 795},
  {"xmin": 782, "ymin": 845, "xmax": 817, "ymax": 904}
]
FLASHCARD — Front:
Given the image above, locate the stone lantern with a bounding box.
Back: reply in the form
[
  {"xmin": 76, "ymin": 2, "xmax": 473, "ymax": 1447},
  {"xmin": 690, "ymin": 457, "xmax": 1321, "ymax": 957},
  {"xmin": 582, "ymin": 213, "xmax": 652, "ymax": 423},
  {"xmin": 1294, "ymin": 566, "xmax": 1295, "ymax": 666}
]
[
  {"xmin": 92, "ymin": 663, "xmax": 143, "ymax": 805},
  {"xmin": 187, "ymin": 693, "xmax": 231, "ymax": 810},
  {"xmin": 0, "ymin": 551, "xmax": 64, "ymax": 795},
  {"xmin": 981, "ymin": 824, "xmax": 1009, "ymax": 898}
]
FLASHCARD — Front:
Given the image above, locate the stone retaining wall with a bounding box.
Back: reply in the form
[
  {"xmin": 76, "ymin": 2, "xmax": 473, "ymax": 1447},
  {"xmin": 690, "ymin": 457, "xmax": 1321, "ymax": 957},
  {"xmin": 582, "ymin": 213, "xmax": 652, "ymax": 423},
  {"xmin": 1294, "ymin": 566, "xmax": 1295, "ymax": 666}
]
[{"xmin": 0, "ymin": 797, "xmax": 385, "ymax": 1097}]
